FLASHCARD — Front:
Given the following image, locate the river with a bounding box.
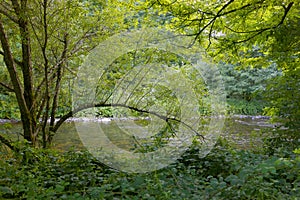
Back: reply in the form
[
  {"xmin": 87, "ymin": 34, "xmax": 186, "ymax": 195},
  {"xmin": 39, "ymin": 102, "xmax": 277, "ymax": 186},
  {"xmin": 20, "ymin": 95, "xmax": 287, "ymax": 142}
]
[{"xmin": 0, "ymin": 115, "xmax": 275, "ymax": 151}]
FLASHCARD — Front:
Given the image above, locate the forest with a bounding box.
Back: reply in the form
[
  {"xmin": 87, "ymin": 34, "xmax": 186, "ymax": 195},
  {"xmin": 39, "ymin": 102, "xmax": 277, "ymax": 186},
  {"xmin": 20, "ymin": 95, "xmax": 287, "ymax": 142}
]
[{"xmin": 0, "ymin": 0, "xmax": 299, "ymax": 199}]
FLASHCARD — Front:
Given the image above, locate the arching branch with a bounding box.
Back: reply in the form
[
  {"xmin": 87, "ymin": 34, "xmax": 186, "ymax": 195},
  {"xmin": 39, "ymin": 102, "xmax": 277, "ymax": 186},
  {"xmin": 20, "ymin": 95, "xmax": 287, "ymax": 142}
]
[{"xmin": 51, "ymin": 103, "xmax": 205, "ymax": 140}]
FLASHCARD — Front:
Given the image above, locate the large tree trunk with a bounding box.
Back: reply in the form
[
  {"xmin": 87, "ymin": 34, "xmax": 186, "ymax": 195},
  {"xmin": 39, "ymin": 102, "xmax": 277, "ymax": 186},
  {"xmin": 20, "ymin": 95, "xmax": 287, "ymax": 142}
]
[
  {"xmin": 0, "ymin": 0, "xmax": 36, "ymax": 145},
  {"xmin": 0, "ymin": 18, "xmax": 34, "ymax": 143},
  {"xmin": 18, "ymin": 1, "xmax": 36, "ymax": 141}
]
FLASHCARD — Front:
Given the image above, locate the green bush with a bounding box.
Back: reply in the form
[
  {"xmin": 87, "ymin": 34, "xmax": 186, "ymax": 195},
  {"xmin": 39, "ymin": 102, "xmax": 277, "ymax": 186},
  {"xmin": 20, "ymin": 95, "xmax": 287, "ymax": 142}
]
[
  {"xmin": 0, "ymin": 139, "xmax": 299, "ymax": 199},
  {"xmin": 226, "ymin": 98, "xmax": 266, "ymax": 115},
  {"xmin": 264, "ymin": 67, "xmax": 300, "ymax": 130},
  {"xmin": 219, "ymin": 63, "xmax": 280, "ymax": 102},
  {"xmin": 262, "ymin": 128, "xmax": 300, "ymax": 157}
]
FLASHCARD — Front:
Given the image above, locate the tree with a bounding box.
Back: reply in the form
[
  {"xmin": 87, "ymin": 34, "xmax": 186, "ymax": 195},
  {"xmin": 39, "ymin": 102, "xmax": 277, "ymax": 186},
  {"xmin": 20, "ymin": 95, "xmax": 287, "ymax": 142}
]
[
  {"xmin": 0, "ymin": 1, "xmax": 211, "ymax": 150},
  {"xmin": 0, "ymin": 0, "xmax": 126, "ymax": 147},
  {"xmin": 219, "ymin": 63, "xmax": 280, "ymax": 101},
  {"xmin": 140, "ymin": 0, "xmax": 300, "ymax": 129}
]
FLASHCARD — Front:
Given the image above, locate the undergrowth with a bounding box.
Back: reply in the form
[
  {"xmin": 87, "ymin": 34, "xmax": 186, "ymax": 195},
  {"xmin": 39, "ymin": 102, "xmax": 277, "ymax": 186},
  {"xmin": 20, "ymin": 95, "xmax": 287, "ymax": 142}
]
[{"xmin": 0, "ymin": 138, "xmax": 299, "ymax": 200}]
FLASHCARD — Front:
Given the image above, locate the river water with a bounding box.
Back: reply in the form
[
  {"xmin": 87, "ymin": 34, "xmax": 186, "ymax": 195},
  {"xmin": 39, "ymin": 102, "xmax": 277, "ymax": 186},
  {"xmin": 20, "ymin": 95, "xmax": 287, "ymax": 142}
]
[{"xmin": 0, "ymin": 116, "xmax": 275, "ymax": 151}]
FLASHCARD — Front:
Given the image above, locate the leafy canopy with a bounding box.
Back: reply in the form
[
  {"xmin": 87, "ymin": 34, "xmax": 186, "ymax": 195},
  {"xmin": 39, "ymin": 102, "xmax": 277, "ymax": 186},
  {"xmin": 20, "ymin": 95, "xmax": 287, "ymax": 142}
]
[{"xmin": 136, "ymin": 0, "xmax": 300, "ymax": 128}]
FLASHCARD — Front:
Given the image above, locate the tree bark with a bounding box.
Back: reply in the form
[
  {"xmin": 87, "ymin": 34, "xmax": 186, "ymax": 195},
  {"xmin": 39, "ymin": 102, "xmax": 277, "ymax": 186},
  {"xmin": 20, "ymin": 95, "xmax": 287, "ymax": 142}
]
[{"xmin": 0, "ymin": 17, "xmax": 34, "ymax": 144}]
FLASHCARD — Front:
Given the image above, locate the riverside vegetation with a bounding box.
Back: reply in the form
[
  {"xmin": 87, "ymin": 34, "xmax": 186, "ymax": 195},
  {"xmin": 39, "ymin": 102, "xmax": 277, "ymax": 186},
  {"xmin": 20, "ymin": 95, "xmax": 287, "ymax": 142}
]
[
  {"xmin": 0, "ymin": 137, "xmax": 299, "ymax": 199},
  {"xmin": 0, "ymin": 0, "xmax": 299, "ymax": 199}
]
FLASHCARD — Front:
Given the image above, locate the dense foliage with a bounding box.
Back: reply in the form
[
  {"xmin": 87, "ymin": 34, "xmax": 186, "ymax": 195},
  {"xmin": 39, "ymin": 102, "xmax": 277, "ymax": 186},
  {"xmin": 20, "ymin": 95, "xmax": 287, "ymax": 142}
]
[
  {"xmin": 137, "ymin": 0, "xmax": 300, "ymax": 130},
  {"xmin": 1, "ymin": 57, "xmax": 278, "ymax": 119},
  {"xmin": 1, "ymin": 0, "xmax": 299, "ymax": 199},
  {"xmin": 219, "ymin": 63, "xmax": 280, "ymax": 101},
  {"xmin": 0, "ymin": 139, "xmax": 299, "ymax": 199}
]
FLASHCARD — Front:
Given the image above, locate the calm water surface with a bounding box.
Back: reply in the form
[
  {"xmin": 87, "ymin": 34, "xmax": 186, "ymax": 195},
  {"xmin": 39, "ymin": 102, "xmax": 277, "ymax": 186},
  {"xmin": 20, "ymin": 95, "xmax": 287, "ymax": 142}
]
[{"xmin": 0, "ymin": 116, "xmax": 275, "ymax": 151}]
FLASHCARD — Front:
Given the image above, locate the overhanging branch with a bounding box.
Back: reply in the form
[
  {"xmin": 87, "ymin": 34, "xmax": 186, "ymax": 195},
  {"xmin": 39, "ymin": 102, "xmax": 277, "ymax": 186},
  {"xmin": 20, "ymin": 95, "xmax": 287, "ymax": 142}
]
[
  {"xmin": 182, "ymin": 1, "xmax": 293, "ymax": 48},
  {"xmin": 187, "ymin": 0, "xmax": 235, "ymax": 46},
  {"xmin": 224, "ymin": 2, "xmax": 294, "ymax": 36},
  {"xmin": 52, "ymin": 103, "xmax": 205, "ymax": 140}
]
